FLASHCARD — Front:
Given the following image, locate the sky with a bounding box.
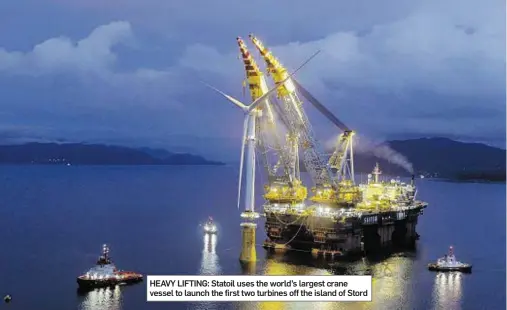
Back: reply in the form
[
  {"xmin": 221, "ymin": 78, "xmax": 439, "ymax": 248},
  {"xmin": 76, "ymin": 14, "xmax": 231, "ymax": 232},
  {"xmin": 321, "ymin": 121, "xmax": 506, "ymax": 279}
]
[{"xmin": 0, "ymin": 0, "xmax": 505, "ymax": 160}]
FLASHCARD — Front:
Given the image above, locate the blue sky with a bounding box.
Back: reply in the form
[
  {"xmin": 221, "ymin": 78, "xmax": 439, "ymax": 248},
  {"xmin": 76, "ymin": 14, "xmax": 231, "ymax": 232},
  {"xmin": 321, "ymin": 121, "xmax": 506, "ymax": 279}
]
[{"xmin": 0, "ymin": 0, "xmax": 505, "ymax": 160}]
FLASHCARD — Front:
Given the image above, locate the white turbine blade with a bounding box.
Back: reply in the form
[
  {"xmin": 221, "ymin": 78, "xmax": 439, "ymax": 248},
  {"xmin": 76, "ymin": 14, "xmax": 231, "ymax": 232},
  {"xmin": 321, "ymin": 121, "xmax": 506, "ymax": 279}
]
[
  {"xmin": 201, "ymin": 82, "xmax": 248, "ymax": 111},
  {"xmin": 248, "ymin": 50, "xmax": 321, "ymax": 112},
  {"xmin": 237, "ymin": 115, "xmax": 248, "ymax": 209}
]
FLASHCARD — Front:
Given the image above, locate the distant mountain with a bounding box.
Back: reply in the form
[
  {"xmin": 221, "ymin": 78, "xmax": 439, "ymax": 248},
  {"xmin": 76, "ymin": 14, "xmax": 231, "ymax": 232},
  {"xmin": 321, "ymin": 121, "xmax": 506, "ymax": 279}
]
[
  {"xmin": 0, "ymin": 138, "xmax": 502, "ymax": 181},
  {"xmin": 0, "ymin": 143, "xmax": 224, "ymax": 166},
  {"xmin": 323, "ymin": 137, "xmax": 505, "ymax": 181},
  {"xmin": 384, "ymin": 138, "xmax": 504, "ymax": 176},
  {"xmin": 137, "ymin": 147, "xmax": 173, "ymax": 159}
]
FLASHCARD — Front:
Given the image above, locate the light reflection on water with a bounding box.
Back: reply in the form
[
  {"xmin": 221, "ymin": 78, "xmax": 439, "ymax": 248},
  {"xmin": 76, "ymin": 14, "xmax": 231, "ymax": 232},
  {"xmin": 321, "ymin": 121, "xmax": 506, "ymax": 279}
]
[
  {"xmin": 367, "ymin": 256, "xmax": 413, "ymax": 309},
  {"xmin": 432, "ymin": 272, "xmax": 463, "ymax": 310},
  {"xmin": 191, "ymin": 233, "xmax": 223, "ymax": 310},
  {"xmin": 200, "ymin": 233, "xmax": 221, "ymax": 275},
  {"xmin": 78, "ymin": 285, "xmax": 122, "ymax": 310},
  {"xmin": 234, "ymin": 250, "xmax": 417, "ymax": 310},
  {"xmin": 75, "ymin": 231, "xmax": 464, "ymax": 310}
]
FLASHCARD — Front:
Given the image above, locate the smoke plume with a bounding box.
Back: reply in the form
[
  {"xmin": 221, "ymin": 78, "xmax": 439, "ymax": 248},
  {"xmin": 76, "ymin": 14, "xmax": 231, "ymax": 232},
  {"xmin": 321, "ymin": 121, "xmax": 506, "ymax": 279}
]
[
  {"xmin": 369, "ymin": 143, "xmax": 414, "ymax": 174},
  {"xmin": 325, "ymin": 134, "xmax": 414, "ymax": 174}
]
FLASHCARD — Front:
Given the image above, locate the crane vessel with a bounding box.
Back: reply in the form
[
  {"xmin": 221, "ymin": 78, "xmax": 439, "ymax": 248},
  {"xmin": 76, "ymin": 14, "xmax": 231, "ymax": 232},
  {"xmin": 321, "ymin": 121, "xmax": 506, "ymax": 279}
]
[{"xmin": 208, "ymin": 35, "xmax": 428, "ymax": 260}]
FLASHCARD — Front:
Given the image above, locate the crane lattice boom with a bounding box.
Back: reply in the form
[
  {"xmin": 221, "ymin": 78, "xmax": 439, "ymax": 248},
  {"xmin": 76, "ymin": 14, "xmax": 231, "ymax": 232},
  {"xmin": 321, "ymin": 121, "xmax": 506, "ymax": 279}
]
[
  {"xmin": 249, "ymin": 34, "xmax": 333, "ymax": 190},
  {"xmin": 236, "ymin": 37, "xmax": 307, "ymax": 204}
]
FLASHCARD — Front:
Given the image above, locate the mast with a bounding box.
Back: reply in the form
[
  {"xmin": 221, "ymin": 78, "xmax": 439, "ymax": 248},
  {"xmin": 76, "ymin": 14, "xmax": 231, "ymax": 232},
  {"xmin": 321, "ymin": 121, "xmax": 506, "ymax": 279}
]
[
  {"xmin": 98, "ymin": 244, "xmax": 111, "ymax": 265},
  {"xmin": 102, "ymin": 244, "xmax": 109, "ymax": 259},
  {"xmin": 373, "ymin": 163, "xmax": 381, "ymax": 183}
]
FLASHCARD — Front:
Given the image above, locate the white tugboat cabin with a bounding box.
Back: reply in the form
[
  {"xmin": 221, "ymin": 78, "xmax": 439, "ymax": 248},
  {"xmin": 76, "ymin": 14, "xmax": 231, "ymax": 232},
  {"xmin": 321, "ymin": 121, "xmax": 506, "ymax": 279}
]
[
  {"xmin": 204, "ymin": 217, "xmax": 217, "ymax": 234},
  {"xmin": 428, "ymin": 246, "xmax": 472, "ymax": 273}
]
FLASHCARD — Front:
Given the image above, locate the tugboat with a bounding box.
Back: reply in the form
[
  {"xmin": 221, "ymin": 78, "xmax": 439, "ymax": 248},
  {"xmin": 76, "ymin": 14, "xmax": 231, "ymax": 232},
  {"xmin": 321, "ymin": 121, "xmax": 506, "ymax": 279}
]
[
  {"xmin": 77, "ymin": 244, "xmax": 143, "ymax": 289},
  {"xmin": 3, "ymin": 295, "xmax": 12, "ymax": 303},
  {"xmin": 203, "ymin": 217, "xmax": 217, "ymax": 234},
  {"xmin": 428, "ymin": 246, "xmax": 472, "ymax": 273}
]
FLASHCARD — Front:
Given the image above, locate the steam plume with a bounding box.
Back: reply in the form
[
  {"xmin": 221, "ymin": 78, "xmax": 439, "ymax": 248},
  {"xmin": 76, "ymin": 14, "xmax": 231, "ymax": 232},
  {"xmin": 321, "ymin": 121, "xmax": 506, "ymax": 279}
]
[
  {"xmin": 326, "ymin": 134, "xmax": 414, "ymax": 174},
  {"xmin": 369, "ymin": 143, "xmax": 414, "ymax": 174}
]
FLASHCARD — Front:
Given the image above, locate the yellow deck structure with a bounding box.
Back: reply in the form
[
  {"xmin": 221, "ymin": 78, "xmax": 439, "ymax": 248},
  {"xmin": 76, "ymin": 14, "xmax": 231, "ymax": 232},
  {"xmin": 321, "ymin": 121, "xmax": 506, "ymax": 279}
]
[{"xmin": 264, "ymin": 180, "xmax": 307, "ymax": 203}]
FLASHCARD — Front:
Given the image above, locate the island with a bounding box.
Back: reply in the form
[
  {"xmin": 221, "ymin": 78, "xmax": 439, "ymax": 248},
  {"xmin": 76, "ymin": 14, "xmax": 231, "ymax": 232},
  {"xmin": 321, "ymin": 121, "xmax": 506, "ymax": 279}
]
[
  {"xmin": 0, "ymin": 143, "xmax": 224, "ymax": 166},
  {"xmin": 0, "ymin": 138, "xmax": 502, "ymax": 183},
  {"xmin": 454, "ymin": 170, "xmax": 506, "ymax": 183}
]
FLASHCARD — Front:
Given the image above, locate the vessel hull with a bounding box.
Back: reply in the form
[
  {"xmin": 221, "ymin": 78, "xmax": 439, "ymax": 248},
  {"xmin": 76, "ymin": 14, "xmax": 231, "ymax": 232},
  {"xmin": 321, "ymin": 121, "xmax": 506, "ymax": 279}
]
[
  {"xmin": 263, "ymin": 202, "xmax": 427, "ymax": 258},
  {"xmin": 428, "ymin": 264, "xmax": 472, "ymax": 273},
  {"xmin": 77, "ymin": 275, "xmax": 143, "ymax": 289}
]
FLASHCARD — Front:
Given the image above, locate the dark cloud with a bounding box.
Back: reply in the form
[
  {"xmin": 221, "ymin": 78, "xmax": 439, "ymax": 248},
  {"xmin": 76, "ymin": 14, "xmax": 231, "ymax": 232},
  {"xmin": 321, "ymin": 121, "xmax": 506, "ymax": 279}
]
[
  {"xmin": 49, "ymin": 0, "xmax": 416, "ymax": 45},
  {"xmin": 0, "ymin": 0, "xmax": 504, "ymax": 161}
]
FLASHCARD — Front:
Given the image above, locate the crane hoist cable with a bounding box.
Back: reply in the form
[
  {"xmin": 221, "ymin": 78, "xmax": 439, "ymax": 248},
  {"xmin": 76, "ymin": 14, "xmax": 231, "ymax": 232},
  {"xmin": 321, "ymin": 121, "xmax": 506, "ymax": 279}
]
[
  {"xmin": 255, "ymin": 146, "xmax": 267, "ymax": 186},
  {"xmin": 273, "ymin": 210, "xmax": 305, "ymax": 225},
  {"xmin": 292, "ymin": 79, "xmax": 351, "ymax": 132},
  {"xmin": 280, "ymin": 217, "xmax": 307, "ymax": 246},
  {"xmin": 266, "ymin": 145, "xmax": 283, "ymax": 152}
]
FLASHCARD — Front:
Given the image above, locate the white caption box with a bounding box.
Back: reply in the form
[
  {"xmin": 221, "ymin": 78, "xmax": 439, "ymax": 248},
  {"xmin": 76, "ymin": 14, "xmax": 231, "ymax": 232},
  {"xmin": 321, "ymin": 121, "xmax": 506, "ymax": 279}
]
[{"xmin": 147, "ymin": 275, "xmax": 372, "ymax": 302}]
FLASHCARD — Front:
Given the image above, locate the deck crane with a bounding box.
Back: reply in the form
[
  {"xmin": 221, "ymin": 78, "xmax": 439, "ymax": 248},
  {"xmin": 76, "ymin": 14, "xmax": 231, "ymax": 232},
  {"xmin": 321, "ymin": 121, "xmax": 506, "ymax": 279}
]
[
  {"xmin": 249, "ymin": 34, "xmax": 361, "ymax": 205},
  {"xmin": 205, "ymin": 48, "xmax": 321, "ymax": 264},
  {"xmin": 204, "ymin": 43, "xmax": 319, "ymax": 213},
  {"xmin": 292, "ymin": 79, "xmax": 361, "ymax": 205},
  {"xmin": 248, "ymin": 34, "xmax": 336, "ymax": 201},
  {"xmin": 235, "ymin": 37, "xmax": 306, "ymax": 204}
]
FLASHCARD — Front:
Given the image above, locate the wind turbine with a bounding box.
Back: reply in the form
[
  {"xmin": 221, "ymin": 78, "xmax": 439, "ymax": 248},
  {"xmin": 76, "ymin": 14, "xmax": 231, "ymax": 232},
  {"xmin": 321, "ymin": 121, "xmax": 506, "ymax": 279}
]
[{"xmin": 204, "ymin": 50, "xmax": 320, "ymax": 216}]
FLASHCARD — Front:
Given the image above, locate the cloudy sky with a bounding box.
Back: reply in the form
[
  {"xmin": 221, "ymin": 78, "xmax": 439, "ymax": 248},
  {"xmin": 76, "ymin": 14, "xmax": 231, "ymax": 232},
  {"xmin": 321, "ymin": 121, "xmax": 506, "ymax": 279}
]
[{"xmin": 0, "ymin": 0, "xmax": 505, "ymax": 160}]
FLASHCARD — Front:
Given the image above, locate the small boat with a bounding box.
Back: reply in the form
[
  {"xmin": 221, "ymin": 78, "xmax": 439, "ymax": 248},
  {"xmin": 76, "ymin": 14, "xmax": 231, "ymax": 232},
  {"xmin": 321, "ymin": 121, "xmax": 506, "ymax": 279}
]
[
  {"xmin": 77, "ymin": 244, "xmax": 143, "ymax": 289},
  {"xmin": 428, "ymin": 246, "xmax": 472, "ymax": 273},
  {"xmin": 203, "ymin": 217, "xmax": 217, "ymax": 234}
]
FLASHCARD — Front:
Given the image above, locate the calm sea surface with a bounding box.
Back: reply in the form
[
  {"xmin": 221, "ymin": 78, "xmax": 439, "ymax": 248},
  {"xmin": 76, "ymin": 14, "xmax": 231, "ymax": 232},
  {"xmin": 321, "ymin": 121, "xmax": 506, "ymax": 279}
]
[{"xmin": 0, "ymin": 165, "xmax": 504, "ymax": 310}]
